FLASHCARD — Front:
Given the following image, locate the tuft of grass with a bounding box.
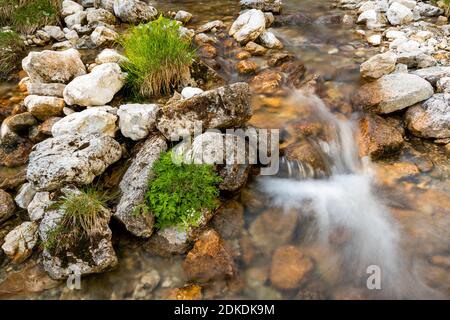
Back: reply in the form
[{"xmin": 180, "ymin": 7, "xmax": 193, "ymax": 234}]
[
  {"xmin": 0, "ymin": 0, "xmax": 61, "ymax": 34},
  {"xmin": 144, "ymin": 150, "xmax": 222, "ymax": 230},
  {"xmin": 44, "ymin": 186, "xmax": 112, "ymax": 252},
  {"xmin": 0, "ymin": 30, "xmax": 25, "ymax": 80},
  {"xmin": 119, "ymin": 16, "xmax": 196, "ymax": 99}
]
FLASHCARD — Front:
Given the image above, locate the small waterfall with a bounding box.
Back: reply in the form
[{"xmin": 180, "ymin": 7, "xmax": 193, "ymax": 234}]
[{"xmin": 259, "ymin": 91, "xmax": 438, "ymax": 299}]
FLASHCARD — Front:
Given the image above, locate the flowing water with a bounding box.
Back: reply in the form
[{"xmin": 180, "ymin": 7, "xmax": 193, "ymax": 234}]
[{"xmin": 1, "ymin": 0, "xmax": 449, "ymax": 299}]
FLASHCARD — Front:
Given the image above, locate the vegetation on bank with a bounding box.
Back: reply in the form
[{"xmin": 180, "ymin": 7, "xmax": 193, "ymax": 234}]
[
  {"xmin": 44, "ymin": 186, "xmax": 112, "ymax": 252},
  {"xmin": 0, "ymin": 30, "xmax": 25, "ymax": 80},
  {"xmin": 143, "ymin": 151, "xmax": 221, "ymax": 230},
  {"xmin": 119, "ymin": 16, "xmax": 196, "ymax": 99}
]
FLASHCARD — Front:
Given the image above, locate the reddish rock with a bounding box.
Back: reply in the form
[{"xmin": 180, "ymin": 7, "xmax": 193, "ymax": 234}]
[
  {"xmin": 284, "ymin": 140, "xmax": 329, "ymax": 175},
  {"xmin": 250, "ymin": 70, "xmax": 284, "ymax": 94},
  {"xmin": 183, "ymin": 229, "xmax": 236, "ymax": 282},
  {"xmin": 235, "ymin": 51, "xmax": 252, "ymax": 60},
  {"xmin": 236, "ymin": 60, "xmax": 259, "ymax": 74},
  {"xmin": 199, "ymin": 44, "xmax": 218, "ymax": 59},
  {"xmin": 270, "ymin": 246, "xmax": 313, "ymax": 290},
  {"xmin": 244, "ymin": 41, "xmax": 268, "ymax": 56},
  {"xmin": 165, "ymin": 284, "xmax": 203, "ymax": 300}
]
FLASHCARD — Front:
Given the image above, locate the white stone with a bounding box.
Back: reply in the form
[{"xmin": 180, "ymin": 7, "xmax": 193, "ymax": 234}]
[
  {"xmin": 90, "ymin": 26, "xmax": 118, "ymax": 46},
  {"xmin": 27, "ymin": 192, "xmax": 51, "ymax": 221},
  {"xmin": 117, "ymin": 104, "xmax": 160, "ymax": 141},
  {"xmin": 61, "ymin": 0, "xmax": 84, "ymax": 17},
  {"xmin": 113, "ymin": 0, "xmax": 158, "ymax": 23},
  {"xmin": 95, "ymin": 48, "xmax": 126, "ymax": 65},
  {"xmin": 437, "ymin": 77, "xmax": 450, "ymax": 93},
  {"xmin": 65, "ymin": 11, "xmax": 88, "ymax": 29},
  {"xmin": 2, "ymin": 222, "xmax": 39, "ymax": 263},
  {"xmin": 367, "ymin": 34, "xmax": 382, "ymax": 46},
  {"xmin": 257, "ymin": 30, "xmax": 283, "ymax": 49},
  {"xmin": 174, "ymin": 10, "xmax": 192, "ymax": 24},
  {"xmin": 15, "ymin": 183, "xmax": 36, "ymax": 210},
  {"xmin": 181, "ymin": 87, "xmax": 204, "ymax": 99},
  {"xmin": 360, "ymin": 51, "xmax": 397, "ymax": 79},
  {"xmin": 43, "ymin": 26, "xmax": 66, "ymax": 41},
  {"xmin": 229, "ymin": 9, "xmax": 266, "ymax": 44},
  {"xmin": 386, "ymin": 2, "xmax": 413, "ymax": 25}
]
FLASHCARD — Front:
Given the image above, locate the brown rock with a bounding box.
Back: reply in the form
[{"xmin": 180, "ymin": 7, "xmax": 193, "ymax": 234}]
[
  {"xmin": 235, "ymin": 51, "xmax": 252, "ymax": 60},
  {"xmin": 3, "ymin": 112, "xmax": 37, "ymax": 133},
  {"xmin": 244, "ymin": 41, "xmax": 268, "ymax": 56},
  {"xmin": 270, "ymin": 246, "xmax": 313, "ymax": 290},
  {"xmin": 281, "ymin": 61, "xmax": 307, "ymax": 89},
  {"xmin": 268, "ymin": 52, "xmax": 293, "ymax": 67},
  {"xmin": 250, "ymin": 70, "xmax": 284, "ymax": 94},
  {"xmin": 199, "ymin": 44, "xmax": 217, "ymax": 59},
  {"xmin": 284, "ymin": 140, "xmax": 329, "ymax": 176},
  {"xmin": 165, "ymin": 285, "xmax": 203, "ymax": 300},
  {"xmin": 236, "ymin": 60, "xmax": 259, "ymax": 74},
  {"xmin": 211, "ymin": 200, "xmax": 244, "ymax": 239},
  {"xmin": 0, "ymin": 133, "xmax": 33, "ymax": 168},
  {"xmin": 183, "ymin": 229, "xmax": 236, "ymax": 282},
  {"xmin": 357, "ymin": 114, "xmax": 404, "ymax": 159},
  {"xmin": 0, "ymin": 165, "xmax": 27, "ymax": 189},
  {"xmin": 0, "ymin": 189, "xmax": 15, "ymax": 224}
]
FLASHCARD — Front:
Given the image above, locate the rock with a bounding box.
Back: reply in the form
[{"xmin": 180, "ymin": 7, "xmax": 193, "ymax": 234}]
[
  {"xmin": 0, "ymin": 132, "xmax": 33, "ymax": 168},
  {"xmin": 174, "ymin": 10, "xmax": 192, "ymax": 24},
  {"xmin": 0, "ymin": 189, "xmax": 15, "ymax": 224},
  {"xmin": 61, "ymin": 0, "xmax": 84, "ymax": 17},
  {"xmin": 165, "ymin": 284, "xmax": 202, "ymax": 300},
  {"xmin": 63, "ymin": 63, "xmax": 125, "ymax": 106},
  {"xmin": 27, "ymin": 191, "xmax": 51, "ymax": 221},
  {"xmin": 360, "ymin": 51, "xmax": 397, "ymax": 80},
  {"xmin": 2, "ymin": 112, "xmax": 37, "ymax": 133},
  {"xmin": 1, "ymin": 222, "xmax": 38, "ymax": 263},
  {"xmin": 437, "ymin": 77, "xmax": 450, "ymax": 93},
  {"xmin": 90, "ymin": 26, "xmax": 118, "ymax": 46},
  {"xmin": 198, "ymin": 44, "xmax": 217, "ymax": 58},
  {"xmin": 240, "ymin": 0, "xmax": 282, "ymax": 13},
  {"xmin": 245, "ymin": 41, "xmax": 268, "ymax": 56},
  {"xmin": 22, "ymin": 49, "xmax": 86, "ymax": 84},
  {"xmin": 86, "ymin": 7, "xmax": 116, "ymax": 25},
  {"xmin": 211, "ymin": 201, "xmax": 244, "ymax": 240},
  {"xmin": 236, "ymin": 60, "xmax": 259, "ymax": 74},
  {"xmin": 181, "ymin": 87, "xmax": 204, "ymax": 99},
  {"xmin": 65, "ymin": 11, "xmax": 88, "ymax": 29},
  {"xmin": 132, "ymin": 270, "xmax": 161, "ymax": 299},
  {"xmin": 386, "ymin": 2, "xmax": 413, "ymax": 25},
  {"xmin": 0, "ymin": 166, "xmax": 27, "ymax": 190},
  {"xmin": 268, "ymin": 51, "xmax": 292, "ymax": 67},
  {"xmin": 26, "ymin": 83, "xmax": 66, "ymax": 98},
  {"xmin": 113, "ymin": 0, "xmax": 158, "ymax": 24},
  {"xmin": 183, "ymin": 229, "xmax": 236, "ymax": 282},
  {"xmin": 24, "ymin": 95, "xmax": 65, "ymax": 120},
  {"xmin": 197, "ymin": 20, "xmax": 225, "ymax": 33},
  {"xmin": 42, "ymin": 26, "xmax": 65, "ymax": 41},
  {"xmin": 51, "ymin": 106, "xmax": 118, "ymax": 137},
  {"xmin": 367, "ymin": 34, "xmax": 381, "ymax": 46},
  {"xmin": 236, "ymin": 50, "xmax": 252, "ymax": 60},
  {"xmin": 411, "ymin": 66, "xmax": 450, "ymax": 86},
  {"xmin": 405, "ymin": 94, "xmax": 450, "ymax": 139},
  {"xmin": 270, "ymin": 246, "xmax": 313, "ymax": 290},
  {"xmin": 156, "ymin": 83, "xmax": 252, "ymax": 141},
  {"xmin": 95, "ymin": 48, "xmax": 126, "ymax": 65},
  {"xmin": 14, "ymin": 183, "xmax": 36, "ymax": 210},
  {"xmin": 250, "ymin": 69, "xmax": 283, "ymax": 94},
  {"xmin": 64, "ymin": 29, "xmax": 79, "ymax": 44},
  {"xmin": 249, "ymin": 208, "xmax": 298, "ymax": 253},
  {"xmin": 114, "ymin": 135, "xmax": 167, "ymax": 237},
  {"xmin": 358, "ymin": 114, "xmax": 404, "ymax": 159},
  {"xmin": 257, "ymin": 30, "xmax": 283, "ymax": 49},
  {"xmin": 117, "ymin": 104, "xmax": 160, "ymax": 140},
  {"xmin": 27, "ymin": 134, "xmax": 122, "ymax": 191},
  {"xmin": 229, "ymin": 9, "xmax": 266, "ymax": 44},
  {"xmin": 353, "ymin": 73, "xmax": 433, "ymax": 113},
  {"xmin": 40, "ymin": 197, "xmax": 118, "ymax": 280}
]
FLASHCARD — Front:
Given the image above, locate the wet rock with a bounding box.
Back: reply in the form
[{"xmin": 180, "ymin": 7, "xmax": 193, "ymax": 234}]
[
  {"xmin": 174, "ymin": 10, "xmax": 192, "ymax": 24},
  {"xmin": 61, "ymin": 0, "xmax": 84, "ymax": 17},
  {"xmin": 1, "ymin": 222, "xmax": 38, "ymax": 263},
  {"xmin": 27, "ymin": 134, "xmax": 122, "ymax": 191},
  {"xmin": 27, "ymin": 191, "xmax": 51, "ymax": 221},
  {"xmin": 196, "ymin": 20, "xmax": 225, "ymax": 33},
  {"xmin": 236, "ymin": 50, "xmax": 252, "ymax": 60},
  {"xmin": 360, "ymin": 51, "xmax": 397, "ymax": 80},
  {"xmin": 95, "ymin": 48, "xmax": 126, "ymax": 65},
  {"xmin": 282, "ymin": 61, "xmax": 307, "ymax": 89},
  {"xmin": 358, "ymin": 114, "xmax": 404, "ymax": 159},
  {"xmin": 405, "ymin": 94, "xmax": 450, "ymax": 139},
  {"xmin": 236, "ymin": 60, "xmax": 259, "ymax": 74},
  {"xmin": 181, "ymin": 87, "xmax": 204, "ymax": 99},
  {"xmin": 284, "ymin": 140, "xmax": 329, "ymax": 175},
  {"xmin": 26, "ymin": 82, "xmax": 66, "ymax": 98},
  {"xmin": 353, "ymin": 73, "xmax": 433, "ymax": 114},
  {"xmin": 270, "ymin": 246, "xmax": 313, "ymax": 290},
  {"xmin": 198, "ymin": 43, "xmax": 217, "ymax": 59},
  {"xmin": 90, "ymin": 25, "xmax": 118, "ymax": 46},
  {"xmin": 22, "ymin": 49, "xmax": 86, "ymax": 84},
  {"xmin": 240, "ymin": 0, "xmax": 282, "ymax": 13},
  {"xmin": 268, "ymin": 52, "xmax": 292, "ymax": 67},
  {"xmin": 250, "ymin": 69, "xmax": 283, "ymax": 94},
  {"xmin": 183, "ymin": 229, "xmax": 236, "ymax": 282},
  {"xmin": 2, "ymin": 112, "xmax": 37, "ymax": 133},
  {"xmin": 245, "ymin": 41, "xmax": 268, "ymax": 56},
  {"xmin": 86, "ymin": 7, "xmax": 117, "ymax": 25},
  {"xmin": 229, "ymin": 9, "xmax": 266, "ymax": 44},
  {"xmin": 0, "ymin": 132, "xmax": 33, "ymax": 168},
  {"xmin": 411, "ymin": 66, "xmax": 450, "ymax": 86},
  {"xmin": 249, "ymin": 208, "xmax": 298, "ymax": 253},
  {"xmin": 257, "ymin": 30, "xmax": 283, "ymax": 49},
  {"xmin": 24, "ymin": 95, "xmax": 65, "ymax": 121},
  {"xmin": 132, "ymin": 270, "xmax": 161, "ymax": 299},
  {"xmin": 386, "ymin": 2, "xmax": 413, "ymax": 25},
  {"xmin": 114, "ymin": 135, "xmax": 167, "ymax": 237},
  {"xmin": 117, "ymin": 104, "xmax": 160, "ymax": 141},
  {"xmin": 0, "ymin": 189, "xmax": 15, "ymax": 224},
  {"xmin": 113, "ymin": 0, "xmax": 158, "ymax": 24},
  {"xmin": 211, "ymin": 201, "xmax": 244, "ymax": 240},
  {"xmin": 156, "ymin": 83, "xmax": 252, "ymax": 141},
  {"xmin": 51, "ymin": 106, "xmax": 118, "ymax": 137},
  {"xmin": 165, "ymin": 284, "xmax": 203, "ymax": 300},
  {"xmin": 63, "ymin": 63, "xmax": 126, "ymax": 106},
  {"xmin": 273, "ymin": 13, "xmax": 313, "ymax": 26},
  {"xmin": 0, "ymin": 166, "xmax": 27, "ymax": 190},
  {"xmin": 15, "ymin": 183, "xmax": 36, "ymax": 210}
]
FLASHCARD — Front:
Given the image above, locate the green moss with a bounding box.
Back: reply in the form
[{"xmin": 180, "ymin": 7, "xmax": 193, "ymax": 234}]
[
  {"xmin": 119, "ymin": 16, "xmax": 196, "ymax": 99},
  {"xmin": 145, "ymin": 150, "xmax": 222, "ymax": 230},
  {"xmin": 0, "ymin": 30, "xmax": 25, "ymax": 80}
]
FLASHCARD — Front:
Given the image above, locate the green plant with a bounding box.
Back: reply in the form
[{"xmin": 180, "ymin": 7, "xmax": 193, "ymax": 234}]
[
  {"xmin": 145, "ymin": 150, "xmax": 222, "ymax": 230},
  {"xmin": 44, "ymin": 186, "xmax": 112, "ymax": 252},
  {"xmin": 0, "ymin": 0, "xmax": 61, "ymax": 34},
  {"xmin": 119, "ymin": 16, "xmax": 196, "ymax": 99},
  {"xmin": 0, "ymin": 30, "xmax": 25, "ymax": 80}
]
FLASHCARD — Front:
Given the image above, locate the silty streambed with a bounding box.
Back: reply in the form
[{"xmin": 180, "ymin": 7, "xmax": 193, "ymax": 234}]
[{"xmin": 0, "ymin": 0, "xmax": 449, "ymax": 299}]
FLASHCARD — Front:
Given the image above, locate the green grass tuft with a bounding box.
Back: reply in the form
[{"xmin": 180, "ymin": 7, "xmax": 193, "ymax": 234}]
[
  {"xmin": 119, "ymin": 16, "xmax": 196, "ymax": 99},
  {"xmin": 0, "ymin": 30, "xmax": 25, "ymax": 80},
  {"xmin": 145, "ymin": 150, "xmax": 222, "ymax": 230}
]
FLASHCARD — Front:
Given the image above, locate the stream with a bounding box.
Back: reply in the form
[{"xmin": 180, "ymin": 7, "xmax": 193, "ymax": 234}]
[{"xmin": 0, "ymin": 0, "xmax": 449, "ymax": 300}]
